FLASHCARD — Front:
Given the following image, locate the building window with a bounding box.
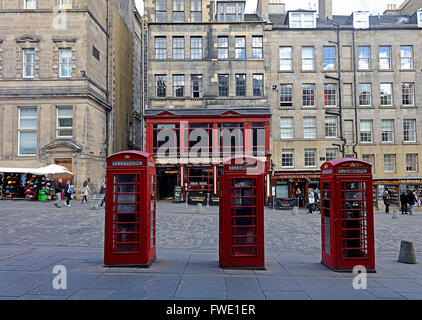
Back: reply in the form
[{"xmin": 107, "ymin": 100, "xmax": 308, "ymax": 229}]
[
  {"xmin": 190, "ymin": 0, "xmax": 202, "ymax": 22},
  {"xmin": 280, "ymin": 84, "xmax": 293, "ymax": 107},
  {"xmin": 217, "ymin": 36, "xmax": 228, "ymax": 59},
  {"xmin": 323, "ymin": 46, "xmax": 336, "ymax": 71},
  {"xmin": 173, "ymin": 0, "xmax": 185, "ymax": 22},
  {"xmin": 381, "ymin": 119, "xmax": 394, "ymax": 143},
  {"xmin": 252, "ymin": 36, "xmax": 263, "ymax": 59},
  {"xmin": 282, "ymin": 149, "xmax": 294, "ymax": 168},
  {"xmin": 359, "ymin": 83, "xmax": 372, "ymax": 106},
  {"xmin": 59, "ymin": 48, "xmax": 72, "ymax": 78},
  {"xmin": 23, "ymin": 48, "xmax": 35, "ymax": 78},
  {"xmin": 362, "ymin": 154, "xmax": 375, "ymax": 171},
  {"xmin": 406, "ymin": 154, "xmax": 418, "ymax": 172},
  {"xmin": 190, "ymin": 75, "xmax": 203, "ymax": 98},
  {"xmin": 253, "ymin": 74, "xmax": 264, "ymax": 97},
  {"xmin": 24, "ymin": 0, "xmax": 36, "ymax": 9},
  {"xmin": 304, "ymin": 149, "xmax": 317, "ymax": 167},
  {"xmin": 384, "ymin": 154, "xmax": 396, "ymax": 173},
  {"xmin": 324, "ymin": 83, "xmax": 337, "ymax": 107},
  {"xmin": 235, "ymin": 36, "xmax": 246, "ymax": 59},
  {"xmin": 18, "ymin": 107, "xmax": 37, "ymax": 155},
  {"xmin": 172, "ymin": 37, "xmax": 184, "ymax": 59},
  {"xmin": 60, "ymin": 0, "xmax": 72, "ymax": 9},
  {"xmin": 173, "ymin": 75, "xmax": 184, "ymax": 97},
  {"xmin": 360, "ymin": 120, "xmax": 373, "ymax": 143},
  {"xmin": 403, "ymin": 119, "xmax": 416, "ymax": 142},
  {"xmin": 280, "ymin": 117, "xmax": 294, "ymax": 139},
  {"xmin": 289, "ymin": 12, "xmax": 316, "ymax": 28},
  {"xmin": 235, "ymin": 74, "xmax": 246, "ymax": 97},
  {"xmin": 325, "ymin": 117, "xmax": 337, "ymax": 138},
  {"xmin": 155, "ymin": 37, "xmax": 167, "ymax": 59},
  {"xmin": 400, "ymin": 46, "xmax": 413, "ymax": 69},
  {"xmin": 302, "ymin": 84, "xmax": 315, "ymax": 107},
  {"xmin": 155, "ymin": 0, "xmax": 167, "ymax": 22},
  {"xmin": 279, "ymin": 47, "xmax": 292, "ymax": 71},
  {"xmin": 190, "ymin": 37, "xmax": 202, "ymax": 59},
  {"xmin": 402, "ymin": 83, "xmax": 415, "ymax": 106},
  {"xmin": 380, "ymin": 83, "xmax": 393, "ymax": 106},
  {"xmin": 418, "ymin": 10, "xmax": 422, "ymax": 27},
  {"xmin": 303, "ymin": 117, "xmax": 317, "ymax": 139},
  {"xmin": 217, "ymin": 2, "xmax": 244, "ymax": 22},
  {"xmin": 218, "ymin": 74, "xmax": 229, "ymax": 96},
  {"xmin": 326, "ymin": 148, "xmax": 338, "ymax": 161},
  {"xmin": 155, "ymin": 75, "xmax": 167, "ymax": 97},
  {"xmin": 57, "ymin": 107, "xmax": 73, "ymax": 137},
  {"xmin": 379, "ymin": 46, "xmax": 392, "ymax": 69},
  {"xmin": 302, "ymin": 47, "xmax": 314, "ymax": 71},
  {"xmin": 358, "ymin": 46, "xmax": 370, "ymax": 70}
]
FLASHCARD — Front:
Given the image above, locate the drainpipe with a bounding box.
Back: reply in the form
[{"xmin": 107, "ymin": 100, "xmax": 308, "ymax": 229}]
[
  {"xmin": 105, "ymin": 0, "xmax": 110, "ymax": 158},
  {"xmin": 352, "ymin": 28, "xmax": 359, "ymax": 159}
]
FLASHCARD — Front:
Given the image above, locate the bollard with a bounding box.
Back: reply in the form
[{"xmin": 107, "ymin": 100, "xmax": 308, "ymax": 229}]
[
  {"xmin": 207, "ymin": 193, "xmax": 210, "ymax": 208},
  {"xmin": 292, "ymin": 206, "xmax": 299, "ymax": 216},
  {"xmin": 185, "ymin": 192, "xmax": 189, "ymax": 207},
  {"xmin": 392, "ymin": 211, "xmax": 400, "ymax": 219},
  {"xmin": 398, "ymin": 240, "xmax": 417, "ymax": 264},
  {"xmin": 196, "ymin": 203, "xmax": 204, "ymax": 214}
]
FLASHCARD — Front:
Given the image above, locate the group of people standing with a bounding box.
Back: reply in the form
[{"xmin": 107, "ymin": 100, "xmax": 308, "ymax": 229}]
[{"xmin": 383, "ymin": 189, "xmax": 419, "ymax": 215}]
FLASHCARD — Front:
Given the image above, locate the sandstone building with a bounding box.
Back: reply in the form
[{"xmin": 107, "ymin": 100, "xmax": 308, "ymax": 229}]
[{"xmin": 0, "ymin": 0, "xmax": 143, "ymax": 192}]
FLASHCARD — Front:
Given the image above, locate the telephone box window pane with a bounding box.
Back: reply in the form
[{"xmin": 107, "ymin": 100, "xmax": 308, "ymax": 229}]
[{"xmin": 117, "ymin": 175, "xmax": 137, "ymax": 183}]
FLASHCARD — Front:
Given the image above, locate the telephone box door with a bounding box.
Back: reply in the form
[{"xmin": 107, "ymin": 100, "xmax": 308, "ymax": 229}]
[{"xmin": 336, "ymin": 178, "xmax": 375, "ymax": 271}]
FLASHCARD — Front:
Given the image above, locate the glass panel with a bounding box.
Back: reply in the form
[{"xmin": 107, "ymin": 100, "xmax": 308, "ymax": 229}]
[{"xmin": 118, "ymin": 175, "xmax": 137, "ymax": 183}]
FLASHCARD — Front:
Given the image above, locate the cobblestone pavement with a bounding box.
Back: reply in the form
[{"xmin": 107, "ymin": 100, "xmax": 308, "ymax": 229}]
[
  {"xmin": 0, "ymin": 200, "xmax": 421, "ymax": 254},
  {"xmin": 0, "ymin": 200, "xmax": 422, "ymax": 300}
]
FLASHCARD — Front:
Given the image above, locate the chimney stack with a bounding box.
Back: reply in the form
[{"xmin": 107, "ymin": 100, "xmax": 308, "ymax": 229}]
[
  {"xmin": 319, "ymin": 0, "xmax": 333, "ymax": 20},
  {"xmin": 257, "ymin": 0, "xmax": 269, "ymax": 21}
]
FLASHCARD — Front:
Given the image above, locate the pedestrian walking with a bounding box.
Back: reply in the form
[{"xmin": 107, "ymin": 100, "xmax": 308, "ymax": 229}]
[
  {"xmin": 407, "ymin": 190, "xmax": 417, "ymax": 215},
  {"xmin": 64, "ymin": 179, "xmax": 73, "ymax": 207},
  {"xmin": 400, "ymin": 192, "xmax": 408, "ymax": 215},
  {"xmin": 99, "ymin": 182, "xmax": 106, "ymax": 206},
  {"xmin": 54, "ymin": 178, "xmax": 64, "ymax": 208},
  {"xmin": 382, "ymin": 190, "xmax": 391, "ymax": 214},
  {"xmin": 308, "ymin": 188, "xmax": 316, "ymax": 215},
  {"xmin": 80, "ymin": 181, "xmax": 90, "ymax": 204}
]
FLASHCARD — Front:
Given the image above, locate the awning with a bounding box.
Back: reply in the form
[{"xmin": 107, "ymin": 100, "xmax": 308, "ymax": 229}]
[{"xmin": 0, "ymin": 164, "xmax": 73, "ymax": 176}]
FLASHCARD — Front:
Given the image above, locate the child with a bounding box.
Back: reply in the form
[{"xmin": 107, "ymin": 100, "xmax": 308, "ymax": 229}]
[{"xmin": 81, "ymin": 181, "xmax": 90, "ymax": 204}]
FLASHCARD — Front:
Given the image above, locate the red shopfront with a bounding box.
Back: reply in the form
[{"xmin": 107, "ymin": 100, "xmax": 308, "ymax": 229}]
[{"xmin": 145, "ymin": 109, "xmax": 271, "ymax": 202}]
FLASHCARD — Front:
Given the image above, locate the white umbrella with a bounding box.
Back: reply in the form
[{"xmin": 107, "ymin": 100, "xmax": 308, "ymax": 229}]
[{"xmin": 32, "ymin": 164, "xmax": 73, "ymax": 176}]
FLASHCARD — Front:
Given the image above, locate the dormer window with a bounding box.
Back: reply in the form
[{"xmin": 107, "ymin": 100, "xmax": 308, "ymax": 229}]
[
  {"xmin": 353, "ymin": 11, "xmax": 369, "ymax": 29},
  {"xmin": 217, "ymin": 2, "xmax": 245, "ymax": 22},
  {"xmin": 289, "ymin": 12, "xmax": 316, "ymax": 28},
  {"xmin": 418, "ymin": 9, "xmax": 422, "ymax": 27}
]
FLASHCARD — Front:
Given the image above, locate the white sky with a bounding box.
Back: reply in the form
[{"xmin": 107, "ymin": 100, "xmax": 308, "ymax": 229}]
[{"xmin": 135, "ymin": 0, "xmax": 405, "ymax": 15}]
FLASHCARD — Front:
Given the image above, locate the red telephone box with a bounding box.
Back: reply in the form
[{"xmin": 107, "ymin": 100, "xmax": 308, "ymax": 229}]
[
  {"xmin": 320, "ymin": 159, "xmax": 375, "ymax": 272},
  {"xmin": 104, "ymin": 151, "xmax": 157, "ymax": 267},
  {"xmin": 219, "ymin": 155, "xmax": 266, "ymax": 269}
]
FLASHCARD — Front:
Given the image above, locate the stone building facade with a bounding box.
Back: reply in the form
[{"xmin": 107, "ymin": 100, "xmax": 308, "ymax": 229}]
[
  {"xmin": 143, "ymin": 0, "xmax": 272, "ymax": 200},
  {"xmin": 257, "ymin": 0, "xmax": 422, "ymax": 207},
  {"xmin": 0, "ymin": 0, "xmax": 142, "ymax": 193},
  {"xmin": 144, "ymin": 0, "xmax": 422, "ymax": 207}
]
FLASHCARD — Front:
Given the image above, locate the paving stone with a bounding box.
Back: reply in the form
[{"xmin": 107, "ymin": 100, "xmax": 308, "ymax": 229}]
[
  {"xmin": 264, "ymin": 290, "xmax": 310, "ymax": 300},
  {"xmin": 175, "ymin": 275, "xmax": 226, "ymax": 299},
  {"xmin": 68, "ymin": 289, "xmax": 114, "ymax": 300},
  {"xmin": 225, "ymin": 276, "xmax": 266, "ymax": 300},
  {"xmin": 256, "ymin": 276, "xmax": 302, "ymax": 291}
]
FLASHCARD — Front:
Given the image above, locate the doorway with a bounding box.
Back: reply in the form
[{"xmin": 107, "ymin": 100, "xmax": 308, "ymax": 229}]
[
  {"xmin": 55, "ymin": 159, "xmax": 73, "ymax": 184},
  {"xmin": 157, "ymin": 168, "xmax": 178, "ymax": 200}
]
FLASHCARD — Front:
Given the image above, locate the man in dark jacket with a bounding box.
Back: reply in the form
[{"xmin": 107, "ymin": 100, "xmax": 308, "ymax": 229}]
[
  {"xmin": 400, "ymin": 192, "xmax": 408, "ymax": 215},
  {"xmin": 54, "ymin": 178, "xmax": 63, "ymax": 208},
  {"xmin": 382, "ymin": 190, "xmax": 391, "ymax": 214},
  {"xmin": 407, "ymin": 190, "xmax": 417, "ymax": 215}
]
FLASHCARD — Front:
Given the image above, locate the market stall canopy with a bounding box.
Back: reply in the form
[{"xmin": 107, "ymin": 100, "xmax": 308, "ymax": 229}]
[
  {"xmin": 32, "ymin": 164, "xmax": 73, "ymax": 176},
  {"xmin": 0, "ymin": 164, "xmax": 73, "ymax": 175}
]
